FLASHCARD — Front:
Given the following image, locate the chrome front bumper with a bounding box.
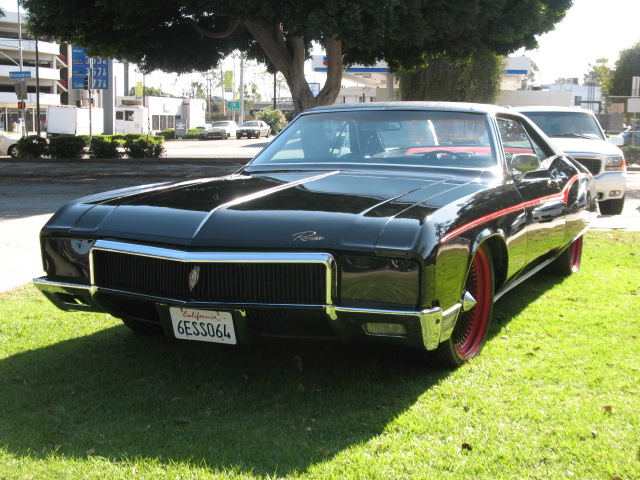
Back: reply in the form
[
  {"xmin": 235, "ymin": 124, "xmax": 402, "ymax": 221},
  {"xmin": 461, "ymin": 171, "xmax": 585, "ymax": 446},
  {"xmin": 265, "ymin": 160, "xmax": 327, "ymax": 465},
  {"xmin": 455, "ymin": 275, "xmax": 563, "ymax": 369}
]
[{"xmin": 33, "ymin": 277, "xmax": 445, "ymax": 350}]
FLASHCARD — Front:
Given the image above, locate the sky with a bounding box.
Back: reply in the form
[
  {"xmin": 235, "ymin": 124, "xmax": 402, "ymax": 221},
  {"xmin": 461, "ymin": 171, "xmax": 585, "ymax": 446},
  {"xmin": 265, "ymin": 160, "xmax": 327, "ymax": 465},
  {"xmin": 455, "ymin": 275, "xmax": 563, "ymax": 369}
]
[
  {"xmin": 2, "ymin": 0, "xmax": 639, "ymax": 95},
  {"xmin": 521, "ymin": 0, "xmax": 640, "ymax": 84}
]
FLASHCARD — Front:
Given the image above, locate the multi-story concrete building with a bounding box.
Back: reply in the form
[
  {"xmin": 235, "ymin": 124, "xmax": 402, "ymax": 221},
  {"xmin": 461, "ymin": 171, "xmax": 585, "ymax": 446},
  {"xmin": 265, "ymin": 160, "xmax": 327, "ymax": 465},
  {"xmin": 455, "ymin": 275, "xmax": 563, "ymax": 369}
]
[{"xmin": 0, "ymin": 10, "xmax": 67, "ymax": 133}]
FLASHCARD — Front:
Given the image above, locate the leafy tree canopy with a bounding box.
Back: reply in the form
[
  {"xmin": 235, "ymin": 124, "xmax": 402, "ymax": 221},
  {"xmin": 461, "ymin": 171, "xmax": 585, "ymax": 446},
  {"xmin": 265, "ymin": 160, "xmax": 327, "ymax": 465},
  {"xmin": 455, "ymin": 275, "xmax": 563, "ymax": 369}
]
[
  {"xmin": 583, "ymin": 58, "xmax": 612, "ymax": 96},
  {"xmin": 127, "ymin": 86, "xmax": 170, "ymax": 97},
  {"xmin": 22, "ymin": 0, "xmax": 572, "ymax": 112},
  {"xmin": 610, "ymin": 43, "xmax": 640, "ymax": 97},
  {"xmin": 399, "ymin": 53, "xmax": 505, "ymax": 104}
]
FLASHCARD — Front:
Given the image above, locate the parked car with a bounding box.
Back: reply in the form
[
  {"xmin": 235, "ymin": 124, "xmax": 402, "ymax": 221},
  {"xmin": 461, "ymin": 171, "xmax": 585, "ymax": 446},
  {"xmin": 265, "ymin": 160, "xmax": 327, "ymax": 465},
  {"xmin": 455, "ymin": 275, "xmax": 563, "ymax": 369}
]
[
  {"xmin": 516, "ymin": 106, "xmax": 626, "ymax": 215},
  {"xmin": 34, "ymin": 102, "xmax": 593, "ymax": 367},
  {"xmin": 0, "ymin": 131, "xmax": 20, "ymax": 157},
  {"xmin": 204, "ymin": 121, "xmax": 239, "ymax": 139},
  {"xmin": 621, "ymin": 129, "xmax": 640, "ymax": 146},
  {"xmin": 236, "ymin": 120, "xmax": 270, "ymax": 139}
]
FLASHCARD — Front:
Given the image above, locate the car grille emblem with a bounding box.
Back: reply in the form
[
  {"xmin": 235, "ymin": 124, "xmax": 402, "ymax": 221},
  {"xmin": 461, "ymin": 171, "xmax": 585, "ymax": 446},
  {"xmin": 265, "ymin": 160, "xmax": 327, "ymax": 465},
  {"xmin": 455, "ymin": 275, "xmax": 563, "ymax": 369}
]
[{"xmin": 188, "ymin": 266, "xmax": 201, "ymax": 291}]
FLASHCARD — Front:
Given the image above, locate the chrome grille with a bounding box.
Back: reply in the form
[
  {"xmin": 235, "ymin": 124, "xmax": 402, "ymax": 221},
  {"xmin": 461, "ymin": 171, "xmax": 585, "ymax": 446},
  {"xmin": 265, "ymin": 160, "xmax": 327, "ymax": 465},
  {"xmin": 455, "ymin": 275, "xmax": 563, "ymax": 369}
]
[
  {"xmin": 92, "ymin": 249, "xmax": 328, "ymax": 305},
  {"xmin": 572, "ymin": 156, "xmax": 601, "ymax": 176}
]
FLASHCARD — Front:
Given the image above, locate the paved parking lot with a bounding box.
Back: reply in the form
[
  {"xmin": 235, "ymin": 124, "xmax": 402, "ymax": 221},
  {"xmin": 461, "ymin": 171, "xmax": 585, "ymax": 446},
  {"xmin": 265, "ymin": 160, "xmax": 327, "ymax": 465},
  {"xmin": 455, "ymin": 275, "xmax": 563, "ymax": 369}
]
[{"xmin": 1, "ymin": 144, "xmax": 638, "ymax": 292}]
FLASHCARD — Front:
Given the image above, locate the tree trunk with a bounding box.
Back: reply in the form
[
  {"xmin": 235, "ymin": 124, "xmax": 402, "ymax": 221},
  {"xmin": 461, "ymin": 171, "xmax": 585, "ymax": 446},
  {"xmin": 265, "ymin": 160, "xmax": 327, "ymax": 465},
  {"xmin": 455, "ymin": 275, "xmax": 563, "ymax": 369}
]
[{"xmin": 243, "ymin": 21, "xmax": 343, "ymax": 113}]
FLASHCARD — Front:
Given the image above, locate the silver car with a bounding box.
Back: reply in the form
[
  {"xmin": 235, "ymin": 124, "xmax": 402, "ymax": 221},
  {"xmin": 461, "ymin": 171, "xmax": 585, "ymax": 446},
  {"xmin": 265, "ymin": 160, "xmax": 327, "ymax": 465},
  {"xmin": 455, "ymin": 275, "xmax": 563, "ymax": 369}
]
[{"xmin": 204, "ymin": 121, "xmax": 239, "ymax": 139}]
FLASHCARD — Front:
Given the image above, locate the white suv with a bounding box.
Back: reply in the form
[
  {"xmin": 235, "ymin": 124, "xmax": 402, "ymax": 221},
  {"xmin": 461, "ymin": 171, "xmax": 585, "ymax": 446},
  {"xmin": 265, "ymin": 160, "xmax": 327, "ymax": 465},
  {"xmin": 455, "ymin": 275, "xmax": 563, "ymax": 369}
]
[{"xmin": 516, "ymin": 106, "xmax": 626, "ymax": 215}]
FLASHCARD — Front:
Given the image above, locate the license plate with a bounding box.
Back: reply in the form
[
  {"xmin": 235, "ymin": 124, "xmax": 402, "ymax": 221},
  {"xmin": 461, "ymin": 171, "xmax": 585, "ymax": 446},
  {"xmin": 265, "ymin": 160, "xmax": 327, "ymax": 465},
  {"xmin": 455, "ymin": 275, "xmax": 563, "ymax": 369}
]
[{"xmin": 169, "ymin": 307, "xmax": 236, "ymax": 344}]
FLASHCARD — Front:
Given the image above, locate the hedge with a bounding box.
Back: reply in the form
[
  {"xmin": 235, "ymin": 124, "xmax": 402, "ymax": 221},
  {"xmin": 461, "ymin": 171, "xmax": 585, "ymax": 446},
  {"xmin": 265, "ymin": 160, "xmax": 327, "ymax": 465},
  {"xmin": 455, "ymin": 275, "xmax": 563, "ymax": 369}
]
[{"xmin": 16, "ymin": 134, "xmax": 165, "ymax": 159}]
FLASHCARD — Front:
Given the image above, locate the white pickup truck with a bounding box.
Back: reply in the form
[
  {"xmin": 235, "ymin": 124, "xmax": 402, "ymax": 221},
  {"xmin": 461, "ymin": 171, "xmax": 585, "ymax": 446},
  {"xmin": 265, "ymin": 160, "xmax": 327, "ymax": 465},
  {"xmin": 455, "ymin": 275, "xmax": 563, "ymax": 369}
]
[{"xmin": 517, "ymin": 106, "xmax": 626, "ymax": 215}]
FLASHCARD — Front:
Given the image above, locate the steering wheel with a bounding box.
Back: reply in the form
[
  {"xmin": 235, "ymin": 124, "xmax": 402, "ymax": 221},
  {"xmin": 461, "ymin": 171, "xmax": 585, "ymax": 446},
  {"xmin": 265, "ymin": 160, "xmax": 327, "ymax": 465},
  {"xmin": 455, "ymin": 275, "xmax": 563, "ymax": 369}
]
[{"xmin": 421, "ymin": 150, "xmax": 455, "ymax": 160}]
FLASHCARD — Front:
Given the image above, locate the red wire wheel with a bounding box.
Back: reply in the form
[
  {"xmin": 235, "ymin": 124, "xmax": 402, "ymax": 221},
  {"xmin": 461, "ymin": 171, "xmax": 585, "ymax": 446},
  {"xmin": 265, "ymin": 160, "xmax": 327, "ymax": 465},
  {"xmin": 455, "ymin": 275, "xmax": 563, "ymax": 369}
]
[
  {"xmin": 546, "ymin": 235, "xmax": 583, "ymax": 276},
  {"xmin": 568, "ymin": 235, "xmax": 583, "ymax": 273},
  {"xmin": 429, "ymin": 245, "xmax": 494, "ymax": 367},
  {"xmin": 451, "ymin": 246, "xmax": 493, "ymax": 360}
]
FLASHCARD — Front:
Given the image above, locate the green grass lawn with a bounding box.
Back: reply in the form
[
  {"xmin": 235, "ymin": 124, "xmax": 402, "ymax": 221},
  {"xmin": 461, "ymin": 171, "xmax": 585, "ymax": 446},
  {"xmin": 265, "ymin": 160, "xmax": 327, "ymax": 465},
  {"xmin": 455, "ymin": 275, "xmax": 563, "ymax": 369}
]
[{"xmin": 1, "ymin": 231, "xmax": 638, "ymax": 480}]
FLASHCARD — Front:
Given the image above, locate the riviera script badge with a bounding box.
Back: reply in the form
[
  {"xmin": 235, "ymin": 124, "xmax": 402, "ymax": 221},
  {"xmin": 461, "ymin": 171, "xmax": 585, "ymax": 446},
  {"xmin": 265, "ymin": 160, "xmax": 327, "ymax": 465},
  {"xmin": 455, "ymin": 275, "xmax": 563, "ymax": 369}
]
[{"xmin": 292, "ymin": 231, "xmax": 325, "ymax": 242}]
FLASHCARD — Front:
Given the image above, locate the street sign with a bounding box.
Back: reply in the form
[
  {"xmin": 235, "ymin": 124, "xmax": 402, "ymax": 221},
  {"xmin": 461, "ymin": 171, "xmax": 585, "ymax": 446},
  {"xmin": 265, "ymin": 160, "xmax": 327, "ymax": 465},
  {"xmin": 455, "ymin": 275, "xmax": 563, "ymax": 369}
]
[
  {"xmin": 9, "ymin": 71, "xmax": 31, "ymax": 79},
  {"xmin": 628, "ymin": 98, "xmax": 640, "ymax": 113},
  {"xmin": 175, "ymin": 118, "xmax": 187, "ymax": 136},
  {"xmin": 228, "ymin": 101, "xmax": 240, "ymax": 111},
  {"xmin": 71, "ymin": 46, "xmax": 109, "ymax": 89},
  {"xmin": 14, "ymin": 81, "xmax": 27, "ymax": 99}
]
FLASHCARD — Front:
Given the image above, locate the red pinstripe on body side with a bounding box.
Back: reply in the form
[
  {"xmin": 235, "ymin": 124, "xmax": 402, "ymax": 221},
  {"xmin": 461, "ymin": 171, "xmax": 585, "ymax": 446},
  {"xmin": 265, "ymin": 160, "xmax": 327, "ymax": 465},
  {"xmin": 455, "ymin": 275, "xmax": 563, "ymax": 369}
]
[{"xmin": 440, "ymin": 174, "xmax": 587, "ymax": 244}]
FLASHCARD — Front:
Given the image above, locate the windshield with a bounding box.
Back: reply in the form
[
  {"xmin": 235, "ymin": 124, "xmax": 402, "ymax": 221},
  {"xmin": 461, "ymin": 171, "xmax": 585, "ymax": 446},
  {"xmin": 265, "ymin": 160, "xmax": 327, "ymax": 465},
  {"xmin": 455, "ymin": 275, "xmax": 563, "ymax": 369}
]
[
  {"xmin": 522, "ymin": 111, "xmax": 605, "ymax": 140},
  {"xmin": 252, "ymin": 110, "xmax": 497, "ymax": 168},
  {"xmin": 212, "ymin": 122, "xmax": 230, "ymax": 127},
  {"xmin": 243, "ymin": 122, "xmax": 260, "ymax": 126}
]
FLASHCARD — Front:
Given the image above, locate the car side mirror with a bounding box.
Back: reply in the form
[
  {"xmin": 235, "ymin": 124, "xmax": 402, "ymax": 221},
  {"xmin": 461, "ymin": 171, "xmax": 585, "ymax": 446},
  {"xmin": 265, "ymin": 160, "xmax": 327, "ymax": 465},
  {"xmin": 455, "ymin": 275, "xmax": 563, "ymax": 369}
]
[
  {"xmin": 608, "ymin": 135, "xmax": 624, "ymax": 146},
  {"xmin": 511, "ymin": 153, "xmax": 540, "ymax": 173}
]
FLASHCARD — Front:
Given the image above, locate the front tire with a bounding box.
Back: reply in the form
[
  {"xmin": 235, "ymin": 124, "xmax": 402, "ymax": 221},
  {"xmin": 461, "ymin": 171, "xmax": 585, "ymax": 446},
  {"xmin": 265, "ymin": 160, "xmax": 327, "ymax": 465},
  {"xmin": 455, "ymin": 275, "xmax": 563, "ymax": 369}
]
[
  {"xmin": 8, "ymin": 144, "xmax": 18, "ymax": 157},
  {"xmin": 427, "ymin": 245, "xmax": 494, "ymax": 367},
  {"xmin": 599, "ymin": 196, "xmax": 625, "ymax": 215}
]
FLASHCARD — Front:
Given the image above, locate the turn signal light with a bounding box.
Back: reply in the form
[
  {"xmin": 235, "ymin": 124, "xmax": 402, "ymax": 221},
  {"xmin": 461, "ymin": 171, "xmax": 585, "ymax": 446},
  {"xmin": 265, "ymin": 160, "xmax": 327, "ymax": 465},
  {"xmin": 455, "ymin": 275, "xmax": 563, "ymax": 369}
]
[{"xmin": 363, "ymin": 322, "xmax": 407, "ymax": 337}]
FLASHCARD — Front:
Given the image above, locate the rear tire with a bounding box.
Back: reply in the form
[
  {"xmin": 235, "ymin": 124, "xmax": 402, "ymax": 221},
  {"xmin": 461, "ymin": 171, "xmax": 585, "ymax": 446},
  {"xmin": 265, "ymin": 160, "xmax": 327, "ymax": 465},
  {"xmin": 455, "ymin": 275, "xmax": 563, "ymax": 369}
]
[
  {"xmin": 8, "ymin": 144, "xmax": 18, "ymax": 157},
  {"xmin": 598, "ymin": 196, "xmax": 624, "ymax": 215},
  {"xmin": 546, "ymin": 235, "xmax": 583, "ymax": 277},
  {"xmin": 427, "ymin": 245, "xmax": 494, "ymax": 367}
]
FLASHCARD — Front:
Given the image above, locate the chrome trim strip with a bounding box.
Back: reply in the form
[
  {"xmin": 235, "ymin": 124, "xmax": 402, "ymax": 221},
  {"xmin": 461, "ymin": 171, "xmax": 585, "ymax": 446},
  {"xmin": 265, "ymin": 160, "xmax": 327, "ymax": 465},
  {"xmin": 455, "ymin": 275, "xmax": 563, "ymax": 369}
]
[
  {"xmin": 494, "ymin": 226, "xmax": 590, "ymax": 302},
  {"xmin": 33, "ymin": 277, "xmax": 94, "ymax": 291},
  {"xmin": 92, "ymin": 240, "xmax": 334, "ymax": 264}
]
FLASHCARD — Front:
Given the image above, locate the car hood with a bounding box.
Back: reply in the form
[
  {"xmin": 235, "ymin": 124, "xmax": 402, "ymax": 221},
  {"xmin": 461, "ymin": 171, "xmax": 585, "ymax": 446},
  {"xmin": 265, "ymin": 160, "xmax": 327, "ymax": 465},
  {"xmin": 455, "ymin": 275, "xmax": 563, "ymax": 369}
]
[
  {"xmin": 548, "ymin": 137, "xmax": 623, "ymax": 156},
  {"xmin": 46, "ymin": 168, "xmax": 488, "ymax": 252}
]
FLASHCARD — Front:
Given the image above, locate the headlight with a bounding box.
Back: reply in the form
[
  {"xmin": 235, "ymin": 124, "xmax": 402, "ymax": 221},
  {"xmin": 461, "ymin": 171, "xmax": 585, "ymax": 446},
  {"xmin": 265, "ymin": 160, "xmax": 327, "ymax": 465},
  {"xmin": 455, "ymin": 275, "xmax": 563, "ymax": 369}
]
[
  {"xmin": 41, "ymin": 237, "xmax": 95, "ymax": 283},
  {"xmin": 605, "ymin": 155, "xmax": 625, "ymax": 171},
  {"xmin": 340, "ymin": 255, "xmax": 419, "ymax": 308}
]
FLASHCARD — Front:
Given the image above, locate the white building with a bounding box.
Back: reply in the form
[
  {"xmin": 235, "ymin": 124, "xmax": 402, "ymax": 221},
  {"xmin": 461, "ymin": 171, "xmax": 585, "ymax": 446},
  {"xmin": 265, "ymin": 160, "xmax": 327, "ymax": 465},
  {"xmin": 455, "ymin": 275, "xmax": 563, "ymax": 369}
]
[
  {"xmin": 116, "ymin": 95, "xmax": 206, "ymax": 133},
  {"xmin": 0, "ymin": 10, "xmax": 65, "ymax": 133},
  {"xmin": 0, "ymin": 9, "xmax": 204, "ymax": 135}
]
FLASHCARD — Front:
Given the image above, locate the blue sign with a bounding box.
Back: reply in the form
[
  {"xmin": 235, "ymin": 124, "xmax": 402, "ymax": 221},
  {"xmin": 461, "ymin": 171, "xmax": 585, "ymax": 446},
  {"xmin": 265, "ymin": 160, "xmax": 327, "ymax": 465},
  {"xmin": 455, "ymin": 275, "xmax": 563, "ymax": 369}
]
[
  {"xmin": 9, "ymin": 71, "xmax": 31, "ymax": 79},
  {"xmin": 71, "ymin": 46, "xmax": 109, "ymax": 89}
]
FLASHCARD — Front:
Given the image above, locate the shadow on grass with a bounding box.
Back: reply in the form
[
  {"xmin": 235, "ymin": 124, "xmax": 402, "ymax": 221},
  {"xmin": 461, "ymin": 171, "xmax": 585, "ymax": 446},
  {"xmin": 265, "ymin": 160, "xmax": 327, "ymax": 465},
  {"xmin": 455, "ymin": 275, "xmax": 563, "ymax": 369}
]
[
  {"xmin": 489, "ymin": 270, "xmax": 566, "ymax": 339},
  {"xmin": 0, "ymin": 272, "xmax": 564, "ymax": 476},
  {"xmin": 0, "ymin": 318, "xmax": 447, "ymax": 476}
]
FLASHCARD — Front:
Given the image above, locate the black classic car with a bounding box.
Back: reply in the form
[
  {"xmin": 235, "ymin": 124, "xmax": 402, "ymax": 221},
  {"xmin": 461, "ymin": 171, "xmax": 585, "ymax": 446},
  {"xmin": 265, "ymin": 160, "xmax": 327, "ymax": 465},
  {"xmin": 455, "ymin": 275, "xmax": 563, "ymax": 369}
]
[{"xmin": 34, "ymin": 102, "xmax": 593, "ymax": 367}]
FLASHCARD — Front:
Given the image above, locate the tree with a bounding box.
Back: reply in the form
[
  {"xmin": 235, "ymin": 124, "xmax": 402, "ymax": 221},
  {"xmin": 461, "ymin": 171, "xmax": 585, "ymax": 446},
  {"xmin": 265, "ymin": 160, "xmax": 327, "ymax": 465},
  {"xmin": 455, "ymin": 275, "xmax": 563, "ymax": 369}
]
[
  {"xmin": 522, "ymin": 60, "xmax": 540, "ymax": 90},
  {"xmin": 23, "ymin": 0, "xmax": 572, "ymax": 113},
  {"xmin": 255, "ymin": 108, "xmax": 287, "ymax": 134},
  {"xmin": 610, "ymin": 43, "xmax": 640, "ymax": 96},
  {"xmin": 584, "ymin": 58, "xmax": 613, "ymax": 96},
  {"xmin": 127, "ymin": 86, "xmax": 169, "ymax": 97},
  {"xmin": 399, "ymin": 53, "xmax": 505, "ymax": 104}
]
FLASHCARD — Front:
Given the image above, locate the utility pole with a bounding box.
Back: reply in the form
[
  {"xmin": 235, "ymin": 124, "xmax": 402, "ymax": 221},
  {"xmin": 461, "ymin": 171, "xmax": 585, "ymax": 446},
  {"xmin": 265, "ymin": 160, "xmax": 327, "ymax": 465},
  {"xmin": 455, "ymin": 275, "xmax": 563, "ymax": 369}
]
[
  {"xmin": 35, "ymin": 40, "xmax": 41, "ymax": 136},
  {"xmin": 17, "ymin": 3, "xmax": 26, "ymax": 136},
  {"xmin": 239, "ymin": 54, "xmax": 244, "ymax": 126}
]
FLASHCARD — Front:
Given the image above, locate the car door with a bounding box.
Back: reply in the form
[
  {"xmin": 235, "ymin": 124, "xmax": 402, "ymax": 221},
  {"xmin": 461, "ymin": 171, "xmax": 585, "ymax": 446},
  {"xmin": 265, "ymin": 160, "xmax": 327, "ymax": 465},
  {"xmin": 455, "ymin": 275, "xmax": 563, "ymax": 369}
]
[{"xmin": 497, "ymin": 115, "xmax": 567, "ymax": 267}]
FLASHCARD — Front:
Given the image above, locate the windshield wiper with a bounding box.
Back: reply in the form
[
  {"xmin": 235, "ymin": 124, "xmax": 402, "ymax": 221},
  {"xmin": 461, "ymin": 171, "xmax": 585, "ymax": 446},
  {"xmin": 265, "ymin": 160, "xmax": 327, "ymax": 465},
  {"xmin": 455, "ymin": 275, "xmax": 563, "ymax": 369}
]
[{"xmin": 551, "ymin": 133, "xmax": 598, "ymax": 140}]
